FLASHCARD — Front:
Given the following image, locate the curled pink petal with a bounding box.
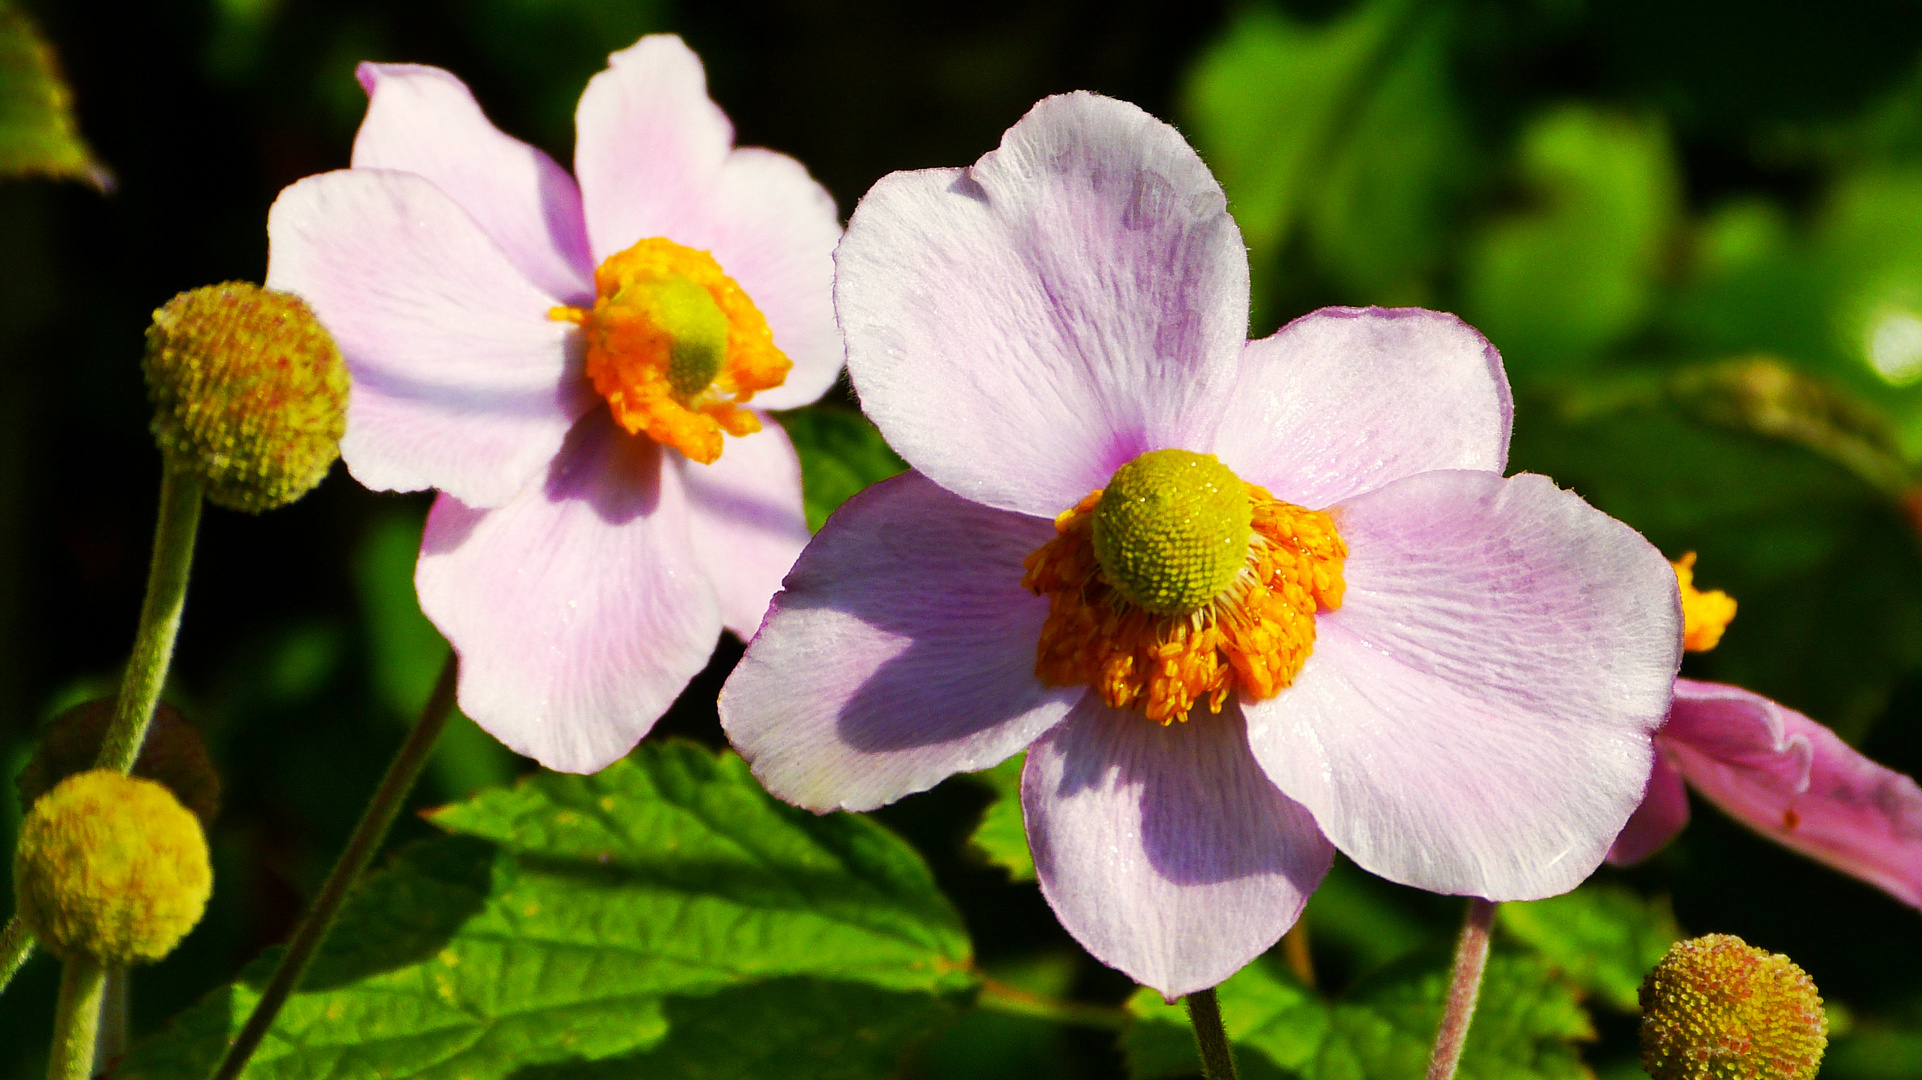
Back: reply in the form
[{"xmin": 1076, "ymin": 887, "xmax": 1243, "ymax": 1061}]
[
  {"xmin": 352, "ymin": 62, "xmax": 593, "ymax": 302},
  {"xmin": 1024, "ymin": 697, "xmax": 1333, "ymax": 999},
  {"xmin": 1211, "ymin": 307, "xmax": 1511, "ymax": 508},
  {"xmin": 267, "ymin": 170, "xmax": 596, "ymax": 509},
  {"xmin": 1662, "ymin": 679, "xmax": 1922, "ymax": 909},
  {"xmin": 835, "ymin": 92, "xmax": 1248, "ymax": 518},
  {"xmin": 676, "ymin": 418, "xmax": 810, "ymax": 639},
  {"xmin": 720, "ymin": 472, "xmax": 1079, "ymax": 812},
  {"xmin": 418, "ymin": 413, "xmax": 722, "ymax": 773},
  {"xmin": 1607, "ymin": 750, "xmax": 1690, "ymax": 866},
  {"xmin": 1245, "ymin": 470, "xmax": 1681, "ymax": 900}
]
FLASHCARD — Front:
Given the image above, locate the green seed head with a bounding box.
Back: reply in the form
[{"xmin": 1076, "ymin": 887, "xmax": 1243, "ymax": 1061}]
[
  {"xmin": 143, "ymin": 282, "xmax": 349, "ymax": 513},
  {"xmin": 14, "ymin": 770, "xmax": 212, "ymax": 965},
  {"xmin": 16, "ymin": 699, "xmax": 220, "ymax": 829},
  {"xmin": 1091, "ymin": 449, "xmax": 1253, "ymax": 615},
  {"xmin": 611, "ymin": 274, "xmax": 729, "ymax": 400},
  {"xmin": 1640, "ymin": 933, "xmax": 1828, "ymax": 1080}
]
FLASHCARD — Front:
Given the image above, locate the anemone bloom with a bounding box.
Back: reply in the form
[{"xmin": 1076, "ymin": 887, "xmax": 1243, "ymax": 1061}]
[
  {"xmin": 1610, "ymin": 562, "xmax": 1922, "ymax": 908},
  {"xmin": 266, "ymin": 36, "xmax": 842, "ymax": 771},
  {"xmin": 719, "ymin": 92, "xmax": 1683, "ymax": 997}
]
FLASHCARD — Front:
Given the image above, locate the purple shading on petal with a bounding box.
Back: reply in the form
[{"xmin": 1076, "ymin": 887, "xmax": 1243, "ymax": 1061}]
[
  {"xmin": 1246, "ymin": 470, "xmax": 1680, "ymax": 900},
  {"xmin": 720, "ymin": 471, "xmax": 1079, "ymax": 812},
  {"xmin": 1211, "ymin": 307, "xmax": 1512, "ymax": 509},
  {"xmin": 1658, "ymin": 679, "xmax": 1922, "ymax": 910},
  {"xmin": 835, "ymin": 92, "xmax": 1249, "ymax": 518},
  {"xmin": 418, "ymin": 412, "xmax": 722, "ymax": 774},
  {"xmin": 1024, "ymin": 697, "xmax": 1333, "ymax": 999},
  {"xmin": 676, "ymin": 418, "xmax": 811, "ymax": 639},
  {"xmin": 1607, "ymin": 749, "xmax": 1690, "ymax": 867},
  {"xmin": 266, "ymin": 170, "xmax": 597, "ymax": 509}
]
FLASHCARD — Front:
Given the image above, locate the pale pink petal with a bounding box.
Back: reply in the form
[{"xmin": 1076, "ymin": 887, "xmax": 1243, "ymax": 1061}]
[
  {"xmin": 1210, "ymin": 307, "xmax": 1511, "ymax": 508},
  {"xmin": 835, "ymin": 92, "xmax": 1249, "ymax": 518},
  {"xmin": 1024, "ymin": 697, "xmax": 1333, "ymax": 999},
  {"xmin": 1663, "ymin": 679, "xmax": 1922, "ymax": 909},
  {"xmin": 719, "ymin": 472, "xmax": 1079, "ymax": 811},
  {"xmin": 1607, "ymin": 749, "xmax": 1690, "ymax": 866},
  {"xmin": 676, "ymin": 417, "xmax": 810, "ymax": 639},
  {"xmin": 573, "ymin": 34, "xmax": 732, "ymax": 262},
  {"xmin": 571, "ymin": 37, "xmax": 842, "ymax": 410},
  {"xmin": 267, "ymin": 170, "xmax": 596, "ymax": 509},
  {"xmin": 352, "ymin": 63, "xmax": 593, "ymax": 302},
  {"xmin": 1245, "ymin": 470, "xmax": 1681, "ymax": 900},
  {"xmin": 418, "ymin": 413, "xmax": 721, "ymax": 773}
]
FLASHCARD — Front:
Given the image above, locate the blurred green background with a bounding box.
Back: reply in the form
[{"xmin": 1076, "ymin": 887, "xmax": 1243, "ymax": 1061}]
[{"xmin": 8, "ymin": 0, "xmax": 1922, "ymax": 1076}]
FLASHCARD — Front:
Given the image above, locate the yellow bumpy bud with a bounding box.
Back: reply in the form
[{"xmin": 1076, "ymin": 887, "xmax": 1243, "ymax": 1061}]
[
  {"xmin": 1640, "ymin": 933, "xmax": 1827, "ymax": 1080},
  {"xmin": 16, "ymin": 699, "xmax": 220, "ymax": 828},
  {"xmin": 143, "ymin": 282, "xmax": 349, "ymax": 513},
  {"xmin": 14, "ymin": 770, "xmax": 213, "ymax": 965},
  {"xmin": 1091, "ymin": 449, "xmax": 1254, "ymax": 615}
]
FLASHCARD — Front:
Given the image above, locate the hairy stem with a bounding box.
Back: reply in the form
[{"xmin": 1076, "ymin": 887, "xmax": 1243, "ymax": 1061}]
[
  {"xmin": 1185, "ymin": 986, "xmax": 1238, "ymax": 1080},
  {"xmin": 96, "ymin": 469, "xmax": 202, "ymax": 773},
  {"xmin": 208, "ymin": 655, "xmax": 458, "ymax": 1080},
  {"xmin": 46, "ymin": 958, "xmax": 105, "ymax": 1080},
  {"xmin": 1426, "ymin": 897, "xmax": 1497, "ymax": 1080},
  {"xmin": 0, "ymin": 916, "xmax": 34, "ymax": 997}
]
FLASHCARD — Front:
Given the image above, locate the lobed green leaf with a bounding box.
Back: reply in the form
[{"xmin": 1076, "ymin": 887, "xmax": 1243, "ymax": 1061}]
[{"xmin": 0, "ymin": 1, "xmax": 107, "ymax": 186}]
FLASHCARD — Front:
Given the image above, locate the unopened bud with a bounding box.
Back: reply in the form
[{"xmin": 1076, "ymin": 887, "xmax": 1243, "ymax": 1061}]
[
  {"xmin": 14, "ymin": 770, "xmax": 212, "ymax": 965},
  {"xmin": 1640, "ymin": 933, "xmax": 1827, "ymax": 1080},
  {"xmin": 143, "ymin": 282, "xmax": 348, "ymax": 513},
  {"xmin": 17, "ymin": 699, "xmax": 220, "ymax": 827}
]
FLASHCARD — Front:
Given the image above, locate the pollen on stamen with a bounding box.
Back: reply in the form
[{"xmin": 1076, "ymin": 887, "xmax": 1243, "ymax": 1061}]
[
  {"xmin": 1022, "ymin": 456, "xmax": 1346, "ymax": 724},
  {"xmin": 1674, "ymin": 552, "xmax": 1737, "ymax": 653},
  {"xmin": 552, "ymin": 237, "xmax": 790, "ymax": 464}
]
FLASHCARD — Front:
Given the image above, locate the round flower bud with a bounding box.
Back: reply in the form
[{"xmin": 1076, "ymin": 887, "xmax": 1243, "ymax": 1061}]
[
  {"xmin": 14, "ymin": 770, "xmax": 212, "ymax": 965},
  {"xmin": 143, "ymin": 282, "xmax": 349, "ymax": 513},
  {"xmin": 16, "ymin": 699, "xmax": 220, "ymax": 828},
  {"xmin": 1640, "ymin": 933, "xmax": 1828, "ymax": 1080}
]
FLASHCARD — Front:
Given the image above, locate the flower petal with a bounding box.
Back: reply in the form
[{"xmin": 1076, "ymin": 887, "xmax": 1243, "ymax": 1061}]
[
  {"xmin": 1606, "ymin": 748, "xmax": 1690, "ymax": 866},
  {"xmin": 418, "ymin": 413, "xmax": 722, "ymax": 773},
  {"xmin": 267, "ymin": 169, "xmax": 596, "ymax": 508},
  {"xmin": 676, "ymin": 418, "xmax": 811, "ymax": 639},
  {"xmin": 719, "ymin": 471, "xmax": 1079, "ymax": 811},
  {"xmin": 1244, "ymin": 470, "xmax": 1681, "ymax": 900},
  {"xmin": 351, "ymin": 62, "xmax": 594, "ymax": 303},
  {"xmin": 572, "ymin": 37, "xmax": 842, "ymax": 410},
  {"xmin": 1023, "ymin": 698, "xmax": 1333, "ymax": 998},
  {"xmin": 835, "ymin": 92, "xmax": 1249, "ymax": 517},
  {"xmin": 1210, "ymin": 307, "xmax": 1512, "ymax": 508},
  {"xmin": 1662, "ymin": 679, "xmax": 1922, "ymax": 909}
]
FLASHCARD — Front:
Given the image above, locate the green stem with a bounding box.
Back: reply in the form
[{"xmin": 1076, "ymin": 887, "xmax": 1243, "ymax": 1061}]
[
  {"xmin": 209, "ymin": 656, "xmax": 458, "ymax": 1080},
  {"xmin": 974, "ymin": 977, "xmax": 1127, "ymax": 1030},
  {"xmin": 1426, "ymin": 897, "xmax": 1497, "ymax": 1080},
  {"xmin": 0, "ymin": 915, "xmax": 34, "ymax": 996},
  {"xmin": 46, "ymin": 958, "xmax": 105, "ymax": 1080},
  {"xmin": 97, "ymin": 468, "xmax": 202, "ymax": 773},
  {"xmin": 1185, "ymin": 986, "xmax": 1238, "ymax": 1080}
]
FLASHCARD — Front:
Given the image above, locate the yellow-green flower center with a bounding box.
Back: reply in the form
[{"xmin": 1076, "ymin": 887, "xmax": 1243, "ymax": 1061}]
[
  {"xmin": 1091, "ymin": 449, "xmax": 1254, "ymax": 615},
  {"xmin": 609, "ymin": 273, "xmax": 730, "ymax": 402}
]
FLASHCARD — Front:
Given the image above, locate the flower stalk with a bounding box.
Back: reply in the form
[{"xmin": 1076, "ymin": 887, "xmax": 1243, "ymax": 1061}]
[
  {"xmin": 0, "ymin": 916, "xmax": 33, "ymax": 996},
  {"xmin": 974, "ymin": 977, "xmax": 1127, "ymax": 1030},
  {"xmin": 209, "ymin": 655, "xmax": 459, "ymax": 1080},
  {"xmin": 96, "ymin": 468, "xmax": 202, "ymax": 774},
  {"xmin": 1426, "ymin": 897, "xmax": 1497, "ymax": 1080},
  {"xmin": 1185, "ymin": 986, "xmax": 1239, "ymax": 1080},
  {"xmin": 46, "ymin": 957, "xmax": 105, "ymax": 1080}
]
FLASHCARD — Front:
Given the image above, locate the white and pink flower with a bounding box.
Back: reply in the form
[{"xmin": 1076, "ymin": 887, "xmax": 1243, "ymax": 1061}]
[{"xmin": 266, "ymin": 36, "xmax": 843, "ymax": 772}]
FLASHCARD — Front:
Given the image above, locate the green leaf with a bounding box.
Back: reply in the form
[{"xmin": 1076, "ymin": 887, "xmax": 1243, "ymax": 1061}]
[
  {"xmin": 1497, "ymin": 883, "xmax": 1681, "ymax": 1012},
  {"xmin": 963, "ymin": 752, "xmax": 1033, "ymax": 882},
  {"xmin": 1124, "ymin": 950, "xmax": 1593, "ymax": 1080},
  {"xmin": 121, "ymin": 741, "xmax": 974, "ymax": 1080},
  {"xmin": 0, "ymin": 2, "xmax": 107, "ymax": 186},
  {"xmin": 777, "ymin": 404, "xmax": 908, "ymax": 531},
  {"xmin": 1462, "ymin": 106, "xmax": 1680, "ymax": 374}
]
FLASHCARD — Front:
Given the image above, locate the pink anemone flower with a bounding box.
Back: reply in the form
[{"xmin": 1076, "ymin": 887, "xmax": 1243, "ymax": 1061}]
[
  {"xmin": 718, "ymin": 92, "xmax": 1684, "ymax": 998},
  {"xmin": 265, "ymin": 35, "xmax": 843, "ymax": 772},
  {"xmin": 1609, "ymin": 678, "xmax": 1922, "ymax": 909}
]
